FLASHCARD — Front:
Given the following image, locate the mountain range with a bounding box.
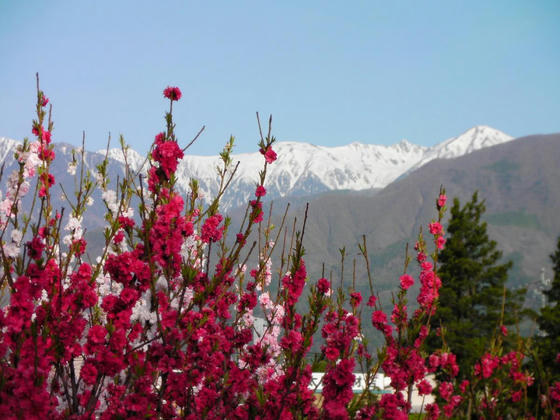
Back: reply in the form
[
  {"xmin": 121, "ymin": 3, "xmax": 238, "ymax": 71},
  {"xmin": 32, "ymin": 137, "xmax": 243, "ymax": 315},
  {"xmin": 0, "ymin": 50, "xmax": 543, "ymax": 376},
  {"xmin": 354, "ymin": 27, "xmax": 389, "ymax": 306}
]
[
  {"xmin": 100, "ymin": 125, "xmax": 514, "ymax": 210},
  {"xmin": 283, "ymin": 133, "xmax": 560, "ymax": 313},
  {"xmin": 1, "ymin": 126, "xmax": 558, "ymax": 317},
  {"xmin": 0, "ymin": 124, "xmax": 513, "ymax": 233}
]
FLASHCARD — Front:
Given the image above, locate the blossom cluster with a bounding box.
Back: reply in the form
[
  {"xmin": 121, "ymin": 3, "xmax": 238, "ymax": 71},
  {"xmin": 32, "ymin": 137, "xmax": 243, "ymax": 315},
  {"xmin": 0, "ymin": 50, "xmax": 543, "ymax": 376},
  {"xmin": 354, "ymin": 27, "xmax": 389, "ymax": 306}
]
[{"xmin": 2, "ymin": 81, "xmax": 558, "ymax": 419}]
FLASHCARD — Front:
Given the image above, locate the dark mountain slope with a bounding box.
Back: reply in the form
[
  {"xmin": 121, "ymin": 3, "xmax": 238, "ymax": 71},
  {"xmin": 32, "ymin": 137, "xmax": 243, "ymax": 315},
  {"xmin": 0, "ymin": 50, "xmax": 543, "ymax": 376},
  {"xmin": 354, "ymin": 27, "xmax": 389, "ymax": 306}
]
[{"xmin": 290, "ymin": 134, "xmax": 560, "ymax": 309}]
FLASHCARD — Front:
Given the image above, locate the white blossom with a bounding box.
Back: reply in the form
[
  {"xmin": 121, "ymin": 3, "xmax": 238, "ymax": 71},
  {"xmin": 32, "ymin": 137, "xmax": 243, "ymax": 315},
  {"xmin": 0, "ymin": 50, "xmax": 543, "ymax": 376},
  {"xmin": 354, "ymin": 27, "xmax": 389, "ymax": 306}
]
[
  {"xmin": 241, "ymin": 311, "xmax": 255, "ymax": 328},
  {"xmin": 131, "ymin": 293, "xmax": 157, "ymax": 326},
  {"xmin": 3, "ymin": 243, "xmax": 19, "ymax": 258},
  {"xmin": 67, "ymin": 162, "xmax": 77, "ymax": 176},
  {"xmin": 102, "ymin": 189, "xmax": 119, "ymax": 213},
  {"xmin": 66, "ymin": 216, "xmax": 83, "ymax": 231},
  {"xmin": 121, "ymin": 207, "xmax": 134, "ymax": 218},
  {"xmin": 94, "ymin": 171, "xmax": 104, "ymax": 183},
  {"xmin": 10, "ymin": 229, "xmax": 22, "ymax": 244}
]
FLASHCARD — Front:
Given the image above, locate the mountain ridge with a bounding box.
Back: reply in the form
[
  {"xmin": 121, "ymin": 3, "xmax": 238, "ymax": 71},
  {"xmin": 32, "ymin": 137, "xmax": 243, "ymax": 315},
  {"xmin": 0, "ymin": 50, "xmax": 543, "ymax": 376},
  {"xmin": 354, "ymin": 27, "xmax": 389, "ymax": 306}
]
[
  {"xmin": 1, "ymin": 131, "xmax": 558, "ymax": 317},
  {"xmin": 1, "ymin": 125, "xmax": 514, "ymax": 210},
  {"xmin": 286, "ymin": 133, "xmax": 560, "ymax": 312},
  {"xmin": 101, "ymin": 125, "xmax": 514, "ymax": 209}
]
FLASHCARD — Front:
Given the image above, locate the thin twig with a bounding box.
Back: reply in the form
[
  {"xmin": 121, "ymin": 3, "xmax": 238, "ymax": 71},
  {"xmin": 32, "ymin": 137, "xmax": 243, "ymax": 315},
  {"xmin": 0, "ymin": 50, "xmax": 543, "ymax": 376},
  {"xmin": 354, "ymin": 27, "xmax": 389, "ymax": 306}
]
[{"xmin": 182, "ymin": 125, "xmax": 205, "ymax": 152}]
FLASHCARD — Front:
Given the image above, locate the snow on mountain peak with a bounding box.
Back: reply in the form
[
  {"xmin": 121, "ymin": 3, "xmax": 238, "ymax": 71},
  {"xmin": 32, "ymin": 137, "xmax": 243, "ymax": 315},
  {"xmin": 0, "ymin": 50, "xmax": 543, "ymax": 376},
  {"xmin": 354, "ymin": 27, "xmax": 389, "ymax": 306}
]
[
  {"xmin": 408, "ymin": 126, "xmax": 514, "ymax": 172},
  {"xmin": 442, "ymin": 125, "xmax": 513, "ymax": 152},
  {"xmin": 166, "ymin": 127, "xmax": 509, "ymax": 209},
  {"xmin": 0, "ymin": 137, "xmax": 21, "ymax": 163},
  {"xmin": 100, "ymin": 147, "xmax": 147, "ymax": 172},
  {"xmin": 0, "ymin": 126, "xmax": 516, "ymax": 210}
]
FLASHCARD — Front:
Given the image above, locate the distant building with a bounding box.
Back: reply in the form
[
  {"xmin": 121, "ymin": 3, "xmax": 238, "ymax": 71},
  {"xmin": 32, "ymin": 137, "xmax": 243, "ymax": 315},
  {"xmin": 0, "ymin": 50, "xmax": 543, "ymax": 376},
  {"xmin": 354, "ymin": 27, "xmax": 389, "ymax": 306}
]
[{"xmin": 310, "ymin": 372, "xmax": 391, "ymax": 394}]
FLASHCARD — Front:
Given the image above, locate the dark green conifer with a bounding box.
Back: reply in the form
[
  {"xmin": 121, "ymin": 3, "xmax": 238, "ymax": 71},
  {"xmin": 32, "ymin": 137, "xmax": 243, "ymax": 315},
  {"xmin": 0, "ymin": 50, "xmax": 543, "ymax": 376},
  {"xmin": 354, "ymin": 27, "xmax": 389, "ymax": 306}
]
[
  {"xmin": 537, "ymin": 236, "xmax": 560, "ymax": 380},
  {"xmin": 428, "ymin": 192, "xmax": 525, "ymax": 379}
]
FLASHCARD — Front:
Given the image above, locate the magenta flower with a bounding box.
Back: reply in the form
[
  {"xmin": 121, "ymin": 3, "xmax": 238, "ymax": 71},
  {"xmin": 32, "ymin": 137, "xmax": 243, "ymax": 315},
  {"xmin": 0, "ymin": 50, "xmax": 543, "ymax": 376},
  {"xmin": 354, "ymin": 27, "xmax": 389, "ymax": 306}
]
[
  {"xmin": 417, "ymin": 378, "xmax": 433, "ymax": 395},
  {"xmin": 163, "ymin": 86, "xmax": 182, "ymax": 101},
  {"xmin": 255, "ymin": 185, "xmax": 266, "ymax": 197},
  {"xmin": 399, "ymin": 274, "xmax": 414, "ymax": 290},
  {"xmin": 429, "ymin": 221, "xmax": 443, "ymax": 236},
  {"xmin": 350, "ymin": 291, "xmax": 362, "ymax": 307},
  {"xmin": 80, "ymin": 361, "xmax": 98, "ymax": 385},
  {"xmin": 260, "ymin": 147, "xmax": 277, "ymax": 164},
  {"xmin": 372, "ymin": 310, "xmax": 387, "ymax": 326},
  {"xmin": 317, "ymin": 277, "xmax": 331, "ymax": 294},
  {"xmin": 439, "ymin": 381, "xmax": 454, "ymax": 401},
  {"xmin": 236, "ymin": 232, "xmax": 246, "ymax": 246}
]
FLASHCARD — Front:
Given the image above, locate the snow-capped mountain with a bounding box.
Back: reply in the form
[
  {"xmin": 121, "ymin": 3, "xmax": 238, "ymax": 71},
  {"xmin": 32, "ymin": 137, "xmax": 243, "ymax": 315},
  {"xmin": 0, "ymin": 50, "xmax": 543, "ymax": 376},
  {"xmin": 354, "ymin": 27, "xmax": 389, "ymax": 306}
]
[
  {"xmin": 0, "ymin": 137, "xmax": 20, "ymax": 163},
  {"xmin": 170, "ymin": 139, "xmax": 430, "ymax": 209},
  {"xmin": 166, "ymin": 125, "xmax": 513, "ymax": 209},
  {"xmin": 0, "ymin": 125, "xmax": 514, "ymax": 210},
  {"xmin": 407, "ymin": 125, "xmax": 513, "ymax": 173}
]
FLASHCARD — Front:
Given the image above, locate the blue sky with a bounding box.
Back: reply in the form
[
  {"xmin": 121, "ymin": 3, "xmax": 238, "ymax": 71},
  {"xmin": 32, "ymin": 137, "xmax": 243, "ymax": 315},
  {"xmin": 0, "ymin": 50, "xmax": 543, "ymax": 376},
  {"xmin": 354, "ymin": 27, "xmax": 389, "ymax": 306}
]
[{"xmin": 1, "ymin": 1, "xmax": 559, "ymax": 155}]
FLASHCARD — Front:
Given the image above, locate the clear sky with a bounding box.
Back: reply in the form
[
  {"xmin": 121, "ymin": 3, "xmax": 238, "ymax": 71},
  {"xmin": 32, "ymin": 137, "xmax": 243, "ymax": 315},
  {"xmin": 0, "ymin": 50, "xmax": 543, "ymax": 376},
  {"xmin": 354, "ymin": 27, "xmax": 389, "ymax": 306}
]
[{"xmin": 1, "ymin": 1, "xmax": 559, "ymax": 155}]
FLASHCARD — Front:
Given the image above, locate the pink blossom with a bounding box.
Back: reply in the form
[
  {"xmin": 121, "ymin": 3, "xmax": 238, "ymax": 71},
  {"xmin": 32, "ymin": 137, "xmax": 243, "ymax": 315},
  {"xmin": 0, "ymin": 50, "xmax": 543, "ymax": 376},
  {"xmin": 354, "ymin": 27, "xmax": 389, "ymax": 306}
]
[
  {"xmin": 236, "ymin": 232, "xmax": 246, "ymax": 246},
  {"xmin": 163, "ymin": 86, "xmax": 182, "ymax": 101},
  {"xmin": 421, "ymin": 261, "xmax": 433, "ymax": 271},
  {"xmin": 511, "ymin": 390, "xmax": 523, "ymax": 402},
  {"xmin": 500, "ymin": 325, "xmax": 508, "ymax": 336},
  {"xmin": 81, "ymin": 361, "xmax": 98, "ymax": 385},
  {"xmin": 425, "ymin": 403, "xmax": 440, "ymax": 419},
  {"xmin": 152, "ymin": 134, "xmax": 184, "ymax": 178},
  {"xmin": 371, "ymin": 310, "xmax": 387, "ymax": 326},
  {"xmin": 260, "ymin": 147, "xmax": 277, "ymax": 164},
  {"xmin": 428, "ymin": 354, "xmax": 441, "ymax": 369},
  {"xmin": 350, "ymin": 291, "xmax": 362, "ymax": 307},
  {"xmin": 399, "ymin": 274, "xmax": 414, "ymax": 290},
  {"xmin": 437, "ymin": 194, "xmax": 447, "ymax": 208},
  {"xmin": 475, "ymin": 353, "xmax": 500, "ymax": 378},
  {"xmin": 439, "ymin": 381, "xmax": 454, "ymax": 401},
  {"xmin": 459, "ymin": 380, "xmax": 470, "ymax": 393},
  {"xmin": 255, "ymin": 185, "xmax": 266, "ymax": 197},
  {"xmin": 42, "ymin": 129, "xmax": 51, "ymax": 143},
  {"xmin": 429, "ymin": 221, "xmax": 443, "ymax": 236},
  {"xmin": 417, "ymin": 378, "xmax": 433, "ymax": 395},
  {"xmin": 258, "ymin": 291, "xmax": 273, "ymax": 309},
  {"xmin": 317, "ymin": 277, "xmax": 330, "ymax": 294},
  {"xmin": 391, "ymin": 304, "xmax": 407, "ymax": 326},
  {"xmin": 280, "ymin": 330, "xmax": 303, "ymax": 352},
  {"xmin": 201, "ymin": 214, "xmax": 224, "ymax": 243},
  {"xmin": 250, "ymin": 199, "xmax": 264, "ymax": 223}
]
